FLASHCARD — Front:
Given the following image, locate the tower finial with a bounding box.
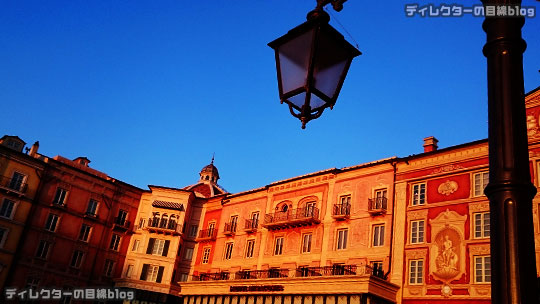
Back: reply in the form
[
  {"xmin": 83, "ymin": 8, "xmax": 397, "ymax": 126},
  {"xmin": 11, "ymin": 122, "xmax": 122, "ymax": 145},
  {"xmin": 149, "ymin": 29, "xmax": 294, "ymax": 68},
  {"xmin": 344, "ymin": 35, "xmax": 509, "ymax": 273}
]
[{"xmin": 211, "ymin": 152, "xmax": 215, "ymax": 165}]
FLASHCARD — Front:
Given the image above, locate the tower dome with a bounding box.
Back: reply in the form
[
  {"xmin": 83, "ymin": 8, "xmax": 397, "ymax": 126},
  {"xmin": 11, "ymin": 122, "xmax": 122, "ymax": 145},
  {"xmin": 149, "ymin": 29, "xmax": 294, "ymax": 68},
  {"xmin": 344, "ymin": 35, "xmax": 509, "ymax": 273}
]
[{"xmin": 199, "ymin": 157, "xmax": 219, "ymax": 183}]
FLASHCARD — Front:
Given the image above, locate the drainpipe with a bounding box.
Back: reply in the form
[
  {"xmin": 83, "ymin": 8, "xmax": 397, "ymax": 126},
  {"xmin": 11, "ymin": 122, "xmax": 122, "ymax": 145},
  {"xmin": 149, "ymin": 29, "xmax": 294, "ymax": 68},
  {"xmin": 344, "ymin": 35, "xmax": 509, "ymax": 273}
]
[{"xmin": 384, "ymin": 161, "xmax": 398, "ymax": 279}]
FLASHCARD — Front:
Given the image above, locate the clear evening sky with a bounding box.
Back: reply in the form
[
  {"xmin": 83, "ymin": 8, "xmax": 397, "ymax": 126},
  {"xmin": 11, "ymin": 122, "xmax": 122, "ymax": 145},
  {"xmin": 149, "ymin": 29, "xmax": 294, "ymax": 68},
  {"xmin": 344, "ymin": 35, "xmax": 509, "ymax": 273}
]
[{"xmin": 1, "ymin": 1, "xmax": 539, "ymax": 193}]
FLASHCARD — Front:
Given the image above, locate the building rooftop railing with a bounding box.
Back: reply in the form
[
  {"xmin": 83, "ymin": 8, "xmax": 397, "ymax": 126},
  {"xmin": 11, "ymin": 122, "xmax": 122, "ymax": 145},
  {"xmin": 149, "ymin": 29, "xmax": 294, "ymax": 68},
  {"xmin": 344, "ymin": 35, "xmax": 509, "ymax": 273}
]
[
  {"xmin": 190, "ymin": 265, "xmax": 384, "ymax": 282},
  {"xmin": 262, "ymin": 207, "xmax": 320, "ymax": 230}
]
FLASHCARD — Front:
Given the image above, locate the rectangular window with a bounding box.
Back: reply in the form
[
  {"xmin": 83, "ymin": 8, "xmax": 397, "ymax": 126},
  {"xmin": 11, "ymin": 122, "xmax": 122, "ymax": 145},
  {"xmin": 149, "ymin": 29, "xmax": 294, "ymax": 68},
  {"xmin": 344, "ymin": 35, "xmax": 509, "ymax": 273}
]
[
  {"xmin": 375, "ymin": 189, "xmax": 388, "ymax": 199},
  {"xmin": 116, "ymin": 209, "xmax": 128, "ymax": 225},
  {"xmin": 251, "ymin": 212, "xmax": 260, "ymax": 226},
  {"xmin": 0, "ymin": 198, "xmax": 16, "ymax": 218},
  {"xmin": 371, "ymin": 261, "xmax": 383, "ymax": 276},
  {"xmin": 132, "ymin": 240, "xmax": 140, "ymax": 252},
  {"xmin": 189, "ymin": 224, "xmax": 198, "ymax": 237},
  {"xmin": 104, "ymin": 259, "xmax": 115, "ymax": 277},
  {"xmin": 9, "ymin": 172, "xmax": 26, "ymax": 191},
  {"xmin": 409, "ymin": 259, "xmax": 424, "ymax": 285},
  {"xmin": 45, "ymin": 214, "xmax": 59, "ymax": 232},
  {"xmin": 412, "ymin": 183, "xmax": 426, "ymax": 206},
  {"xmin": 36, "ymin": 240, "xmax": 51, "ymax": 259},
  {"xmin": 147, "ymin": 265, "xmax": 160, "ymax": 282},
  {"xmin": 208, "ymin": 222, "xmax": 215, "ymax": 236},
  {"xmin": 230, "ymin": 215, "xmax": 238, "ymax": 232},
  {"xmin": 70, "ymin": 250, "xmax": 84, "ymax": 268},
  {"xmin": 86, "ymin": 199, "xmax": 98, "ymax": 216},
  {"xmin": 109, "ymin": 234, "xmax": 121, "ymax": 251},
  {"xmin": 126, "ymin": 265, "xmax": 134, "ymax": 278},
  {"xmin": 373, "ymin": 224, "xmax": 385, "ymax": 247},
  {"xmin": 475, "ymin": 256, "xmax": 491, "ymax": 283},
  {"xmin": 0, "ymin": 227, "xmax": 8, "ymax": 248},
  {"xmin": 410, "ymin": 220, "xmax": 425, "ymax": 244},
  {"xmin": 224, "ymin": 242, "xmax": 234, "ymax": 260},
  {"xmin": 53, "ymin": 188, "xmax": 68, "ymax": 206},
  {"xmin": 202, "ymin": 247, "xmax": 211, "ymax": 264},
  {"xmin": 302, "ymin": 233, "xmax": 312, "ymax": 253},
  {"xmin": 246, "ymin": 240, "xmax": 255, "ymax": 258},
  {"xmin": 473, "ymin": 171, "xmax": 489, "ymax": 197},
  {"xmin": 339, "ymin": 195, "xmax": 351, "ymax": 205},
  {"xmin": 337, "ymin": 229, "xmax": 348, "ymax": 250},
  {"xmin": 274, "ymin": 237, "xmax": 283, "ymax": 255},
  {"xmin": 184, "ymin": 247, "xmax": 194, "ymax": 260},
  {"xmin": 474, "ymin": 212, "xmax": 490, "ymax": 238},
  {"xmin": 78, "ymin": 224, "xmax": 91, "ymax": 242},
  {"xmin": 152, "ymin": 239, "xmax": 166, "ymax": 255}
]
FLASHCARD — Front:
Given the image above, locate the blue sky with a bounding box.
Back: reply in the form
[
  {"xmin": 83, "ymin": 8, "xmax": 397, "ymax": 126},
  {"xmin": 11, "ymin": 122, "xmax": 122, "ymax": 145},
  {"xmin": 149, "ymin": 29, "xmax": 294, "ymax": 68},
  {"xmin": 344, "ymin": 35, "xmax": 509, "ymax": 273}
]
[{"xmin": 1, "ymin": 1, "xmax": 539, "ymax": 193}]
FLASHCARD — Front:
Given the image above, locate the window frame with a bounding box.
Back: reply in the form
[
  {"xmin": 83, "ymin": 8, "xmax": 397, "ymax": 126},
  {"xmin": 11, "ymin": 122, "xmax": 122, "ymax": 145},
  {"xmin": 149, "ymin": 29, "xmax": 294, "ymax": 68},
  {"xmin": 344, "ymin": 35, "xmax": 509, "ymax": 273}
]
[
  {"xmin": 104, "ymin": 259, "xmax": 115, "ymax": 277},
  {"xmin": 339, "ymin": 194, "xmax": 351, "ymax": 205},
  {"xmin": 0, "ymin": 198, "xmax": 17, "ymax": 219},
  {"xmin": 245, "ymin": 239, "xmax": 255, "ymax": 258},
  {"xmin": 474, "ymin": 255, "xmax": 491, "ymax": 283},
  {"xmin": 70, "ymin": 250, "xmax": 84, "ymax": 268},
  {"xmin": 274, "ymin": 237, "xmax": 284, "ymax": 256},
  {"xmin": 0, "ymin": 227, "xmax": 8, "ymax": 248},
  {"xmin": 132, "ymin": 239, "xmax": 140, "ymax": 252},
  {"xmin": 408, "ymin": 259, "xmax": 424, "ymax": 285},
  {"xmin": 189, "ymin": 224, "xmax": 198, "ymax": 238},
  {"xmin": 473, "ymin": 171, "xmax": 489, "ymax": 197},
  {"xmin": 202, "ymin": 247, "xmax": 211, "ymax": 264},
  {"xmin": 36, "ymin": 240, "xmax": 51, "ymax": 259},
  {"xmin": 224, "ymin": 242, "xmax": 234, "ymax": 260},
  {"xmin": 473, "ymin": 212, "xmax": 490, "ymax": 239},
  {"xmin": 411, "ymin": 183, "xmax": 426, "ymax": 206},
  {"xmin": 410, "ymin": 220, "xmax": 425, "ymax": 244},
  {"xmin": 9, "ymin": 171, "xmax": 27, "ymax": 192},
  {"xmin": 301, "ymin": 233, "xmax": 312, "ymax": 253},
  {"xmin": 109, "ymin": 234, "xmax": 121, "ymax": 251},
  {"xmin": 78, "ymin": 224, "xmax": 92, "ymax": 242},
  {"xmin": 336, "ymin": 228, "xmax": 348, "ymax": 250},
  {"xmin": 125, "ymin": 264, "xmax": 134, "ymax": 278},
  {"xmin": 372, "ymin": 224, "xmax": 385, "ymax": 247},
  {"xmin": 45, "ymin": 213, "xmax": 60, "ymax": 232},
  {"xmin": 53, "ymin": 187, "xmax": 68, "ymax": 206},
  {"xmin": 184, "ymin": 247, "xmax": 194, "ymax": 260},
  {"xmin": 86, "ymin": 199, "xmax": 99, "ymax": 216},
  {"xmin": 151, "ymin": 239, "xmax": 166, "ymax": 256}
]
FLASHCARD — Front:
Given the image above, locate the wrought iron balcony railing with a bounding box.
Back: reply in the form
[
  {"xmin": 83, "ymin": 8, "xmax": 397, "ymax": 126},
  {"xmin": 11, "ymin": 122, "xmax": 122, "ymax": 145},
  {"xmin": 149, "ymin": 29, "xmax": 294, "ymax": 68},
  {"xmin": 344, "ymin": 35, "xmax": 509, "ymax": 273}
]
[
  {"xmin": 332, "ymin": 203, "xmax": 351, "ymax": 219},
  {"xmin": 244, "ymin": 219, "xmax": 258, "ymax": 232},
  {"xmin": 190, "ymin": 265, "xmax": 384, "ymax": 282},
  {"xmin": 223, "ymin": 222, "xmax": 237, "ymax": 235},
  {"xmin": 368, "ymin": 197, "xmax": 387, "ymax": 215},
  {"xmin": 0, "ymin": 175, "xmax": 28, "ymax": 194},
  {"xmin": 262, "ymin": 207, "xmax": 320, "ymax": 230},
  {"xmin": 138, "ymin": 217, "xmax": 182, "ymax": 234},
  {"xmin": 197, "ymin": 229, "xmax": 217, "ymax": 241}
]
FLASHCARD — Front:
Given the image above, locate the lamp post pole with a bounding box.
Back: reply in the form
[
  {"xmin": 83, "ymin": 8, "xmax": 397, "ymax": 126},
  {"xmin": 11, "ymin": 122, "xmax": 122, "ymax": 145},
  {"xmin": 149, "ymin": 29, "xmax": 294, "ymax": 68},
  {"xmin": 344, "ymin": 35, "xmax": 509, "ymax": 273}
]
[{"xmin": 482, "ymin": 1, "xmax": 538, "ymax": 303}]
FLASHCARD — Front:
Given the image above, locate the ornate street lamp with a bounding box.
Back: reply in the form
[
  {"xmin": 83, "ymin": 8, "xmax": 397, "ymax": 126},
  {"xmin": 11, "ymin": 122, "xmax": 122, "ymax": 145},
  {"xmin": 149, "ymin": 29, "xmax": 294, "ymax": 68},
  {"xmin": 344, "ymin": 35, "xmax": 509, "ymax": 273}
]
[{"xmin": 268, "ymin": 0, "xmax": 361, "ymax": 129}]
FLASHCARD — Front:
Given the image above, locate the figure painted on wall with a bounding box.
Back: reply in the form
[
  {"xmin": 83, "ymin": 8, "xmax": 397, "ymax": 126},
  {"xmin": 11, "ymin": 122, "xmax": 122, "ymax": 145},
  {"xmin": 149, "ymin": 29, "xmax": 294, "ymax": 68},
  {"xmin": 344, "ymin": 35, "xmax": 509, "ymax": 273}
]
[{"xmin": 433, "ymin": 228, "xmax": 461, "ymax": 280}]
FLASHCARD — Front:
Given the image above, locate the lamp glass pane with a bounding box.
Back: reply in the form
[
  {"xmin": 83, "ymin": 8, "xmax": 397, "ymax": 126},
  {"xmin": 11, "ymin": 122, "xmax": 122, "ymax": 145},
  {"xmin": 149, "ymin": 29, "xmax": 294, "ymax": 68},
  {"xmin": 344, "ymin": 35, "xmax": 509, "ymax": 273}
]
[
  {"xmin": 313, "ymin": 30, "xmax": 354, "ymax": 99},
  {"xmin": 277, "ymin": 30, "xmax": 314, "ymax": 94},
  {"xmin": 309, "ymin": 93, "xmax": 327, "ymax": 110},
  {"xmin": 287, "ymin": 92, "xmax": 327, "ymax": 111},
  {"xmin": 287, "ymin": 92, "xmax": 307, "ymax": 109}
]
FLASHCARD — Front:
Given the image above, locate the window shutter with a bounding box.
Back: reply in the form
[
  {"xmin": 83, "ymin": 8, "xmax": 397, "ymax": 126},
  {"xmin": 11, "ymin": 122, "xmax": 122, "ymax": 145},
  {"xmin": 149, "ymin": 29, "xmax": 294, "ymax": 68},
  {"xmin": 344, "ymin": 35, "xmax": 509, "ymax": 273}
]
[
  {"xmin": 162, "ymin": 240, "xmax": 170, "ymax": 257},
  {"xmin": 156, "ymin": 266, "xmax": 165, "ymax": 283},
  {"xmin": 146, "ymin": 238, "xmax": 155, "ymax": 254},
  {"xmin": 140, "ymin": 264, "xmax": 149, "ymax": 280}
]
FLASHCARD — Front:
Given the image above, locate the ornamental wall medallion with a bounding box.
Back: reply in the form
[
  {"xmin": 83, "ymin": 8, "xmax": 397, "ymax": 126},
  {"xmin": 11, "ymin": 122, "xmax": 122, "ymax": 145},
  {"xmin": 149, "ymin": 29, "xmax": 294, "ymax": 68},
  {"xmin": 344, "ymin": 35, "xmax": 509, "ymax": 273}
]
[{"xmin": 437, "ymin": 180, "xmax": 458, "ymax": 196}]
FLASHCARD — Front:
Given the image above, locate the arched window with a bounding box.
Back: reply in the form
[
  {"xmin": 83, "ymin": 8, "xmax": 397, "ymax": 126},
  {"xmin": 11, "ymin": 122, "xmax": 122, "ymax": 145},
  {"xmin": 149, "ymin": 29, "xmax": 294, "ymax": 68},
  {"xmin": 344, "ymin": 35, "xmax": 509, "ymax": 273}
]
[
  {"xmin": 169, "ymin": 215, "xmax": 177, "ymax": 229},
  {"xmin": 152, "ymin": 212, "xmax": 160, "ymax": 227}
]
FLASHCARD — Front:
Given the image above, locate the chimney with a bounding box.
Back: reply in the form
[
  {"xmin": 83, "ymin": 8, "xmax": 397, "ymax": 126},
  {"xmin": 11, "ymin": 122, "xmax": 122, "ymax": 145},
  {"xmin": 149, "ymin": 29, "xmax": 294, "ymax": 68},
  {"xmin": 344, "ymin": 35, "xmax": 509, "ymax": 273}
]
[
  {"xmin": 74, "ymin": 157, "xmax": 91, "ymax": 167},
  {"xmin": 423, "ymin": 136, "xmax": 439, "ymax": 153},
  {"xmin": 29, "ymin": 141, "xmax": 39, "ymax": 157}
]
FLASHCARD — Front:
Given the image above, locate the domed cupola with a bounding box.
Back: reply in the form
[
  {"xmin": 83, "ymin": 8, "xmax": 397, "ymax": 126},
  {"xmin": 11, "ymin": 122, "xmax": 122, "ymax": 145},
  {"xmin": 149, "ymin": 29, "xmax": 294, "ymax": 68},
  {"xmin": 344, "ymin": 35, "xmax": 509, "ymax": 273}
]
[{"xmin": 199, "ymin": 156, "xmax": 219, "ymax": 183}]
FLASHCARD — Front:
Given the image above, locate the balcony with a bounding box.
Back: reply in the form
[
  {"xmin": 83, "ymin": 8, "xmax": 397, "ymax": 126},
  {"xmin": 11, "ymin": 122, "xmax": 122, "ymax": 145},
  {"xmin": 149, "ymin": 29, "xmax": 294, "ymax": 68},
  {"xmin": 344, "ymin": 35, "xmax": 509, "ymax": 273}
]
[
  {"xmin": 0, "ymin": 175, "xmax": 27, "ymax": 195},
  {"xmin": 368, "ymin": 197, "xmax": 387, "ymax": 215},
  {"xmin": 197, "ymin": 229, "xmax": 217, "ymax": 241},
  {"xmin": 113, "ymin": 217, "xmax": 131, "ymax": 231},
  {"xmin": 192, "ymin": 272, "xmax": 230, "ymax": 281},
  {"xmin": 332, "ymin": 203, "xmax": 351, "ymax": 220},
  {"xmin": 140, "ymin": 217, "xmax": 182, "ymax": 235},
  {"xmin": 296, "ymin": 265, "xmax": 357, "ymax": 277},
  {"xmin": 223, "ymin": 222, "xmax": 237, "ymax": 236},
  {"xmin": 234, "ymin": 269, "xmax": 289, "ymax": 280},
  {"xmin": 244, "ymin": 219, "xmax": 258, "ymax": 233},
  {"xmin": 262, "ymin": 207, "xmax": 320, "ymax": 230}
]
